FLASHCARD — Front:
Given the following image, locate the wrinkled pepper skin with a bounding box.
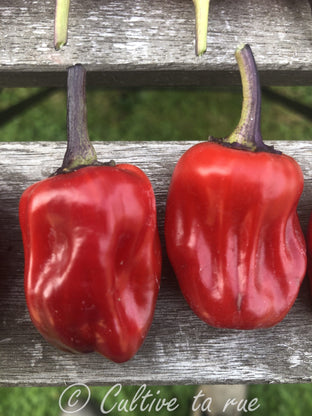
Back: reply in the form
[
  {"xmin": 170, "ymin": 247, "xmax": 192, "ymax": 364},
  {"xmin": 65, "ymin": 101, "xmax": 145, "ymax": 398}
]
[
  {"xmin": 19, "ymin": 164, "xmax": 161, "ymax": 363},
  {"xmin": 165, "ymin": 142, "xmax": 306, "ymax": 329}
]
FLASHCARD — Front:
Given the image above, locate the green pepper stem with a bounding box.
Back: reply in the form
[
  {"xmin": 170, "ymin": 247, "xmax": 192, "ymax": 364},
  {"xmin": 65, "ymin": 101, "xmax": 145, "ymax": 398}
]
[
  {"xmin": 226, "ymin": 44, "xmax": 264, "ymax": 149},
  {"xmin": 193, "ymin": 0, "xmax": 210, "ymax": 56},
  {"xmin": 54, "ymin": 0, "xmax": 70, "ymax": 50},
  {"xmin": 59, "ymin": 65, "xmax": 98, "ymax": 173}
]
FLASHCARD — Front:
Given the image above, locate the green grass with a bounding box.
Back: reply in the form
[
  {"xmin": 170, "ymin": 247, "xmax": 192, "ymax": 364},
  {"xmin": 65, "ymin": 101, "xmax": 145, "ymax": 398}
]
[
  {"xmin": 0, "ymin": 385, "xmax": 196, "ymax": 416},
  {"xmin": 0, "ymin": 387, "xmax": 62, "ymax": 416},
  {"xmin": 1, "ymin": 86, "xmax": 312, "ymax": 414},
  {"xmin": 2, "ymin": 384, "xmax": 312, "ymax": 415},
  {"xmin": 0, "ymin": 86, "xmax": 311, "ymax": 141},
  {"xmin": 248, "ymin": 384, "xmax": 312, "ymax": 416}
]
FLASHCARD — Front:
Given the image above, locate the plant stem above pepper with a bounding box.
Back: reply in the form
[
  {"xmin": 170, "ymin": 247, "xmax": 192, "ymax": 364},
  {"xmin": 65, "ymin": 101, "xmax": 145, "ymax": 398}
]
[
  {"xmin": 56, "ymin": 65, "xmax": 114, "ymax": 175},
  {"xmin": 58, "ymin": 65, "xmax": 98, "ymax": 173},
  {"xmin": 192, "ymin": 0, "xmax": 210, "ymax": 56},
  {"xmin": 213, "ymin": 44, "xmax": 279, "ymax": 154},
  {"xmin": 54, "ymin": 0, "xmax": 70, "ymax": 50}
]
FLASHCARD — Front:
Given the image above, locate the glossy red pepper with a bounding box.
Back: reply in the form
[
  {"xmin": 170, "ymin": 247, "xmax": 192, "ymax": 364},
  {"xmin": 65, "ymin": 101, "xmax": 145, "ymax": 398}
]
[
  {"xmin": 165, "ymin": 45, "xmax": 307, "ymax": 329},
  {"xmin": 19, "ymin": 65, "xmax": 161, "ymax": 362}
]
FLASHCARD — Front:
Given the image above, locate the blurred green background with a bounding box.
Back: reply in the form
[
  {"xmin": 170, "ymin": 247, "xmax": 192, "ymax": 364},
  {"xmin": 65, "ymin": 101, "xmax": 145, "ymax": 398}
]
[
  {"xmin": 3, "ymin": 383, "xmax": 312, "ymax": 416},
  {"xmin": 1, "ymin": 85, "xmax": 312, "ymax": 415},
  {"xmin": 0, "ymin": 86, "xmax": 311, "ymax": 141}
]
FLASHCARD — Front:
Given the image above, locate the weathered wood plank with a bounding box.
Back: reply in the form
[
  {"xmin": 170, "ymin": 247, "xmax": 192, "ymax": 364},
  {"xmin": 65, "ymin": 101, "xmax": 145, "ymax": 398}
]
[
  {"xmin": 0, "ymin": 0, "xmax": 312, "ymax": 86},
  {"xmin": 1, "ymin": 140, "xmax": 312, "ymax": 386}
]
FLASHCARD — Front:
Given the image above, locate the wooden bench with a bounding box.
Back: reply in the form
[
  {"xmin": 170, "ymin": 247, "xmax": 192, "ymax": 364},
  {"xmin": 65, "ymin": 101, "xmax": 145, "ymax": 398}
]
[
  {"xmin": 1, "ymin": 0, "xmax": 312, "ymax": 386},
  {"xmin": 1, "ymin": 0, "xmax": 312, "ymax": 87}
]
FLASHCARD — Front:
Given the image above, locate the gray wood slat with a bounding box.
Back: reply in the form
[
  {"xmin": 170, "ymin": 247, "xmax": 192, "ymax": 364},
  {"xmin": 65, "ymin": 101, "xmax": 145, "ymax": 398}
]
[
  {"xmin": 0, "ymin": 140, "xmax": 312, "ymax": 386},
  {"xmin": 0, "ymin": 0, "xmax": 312, "ymax": 86}
]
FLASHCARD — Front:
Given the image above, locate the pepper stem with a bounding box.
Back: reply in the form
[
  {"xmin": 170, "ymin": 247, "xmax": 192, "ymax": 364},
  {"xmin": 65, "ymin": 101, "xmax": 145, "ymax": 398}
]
[
  {"xmin": 59, "ymin": 65, "xmax": 98, "ymax": 173},
  {"xmin": 193, "ymin": 0, "xmax": 210, "ymax": 56},
  {"xmin": 54, "ymin": 0, "xmax": 70, "ymax": 50},
  {"xmin": 226, "ymin": 44, "xmax": 265, "ymax": 150}
]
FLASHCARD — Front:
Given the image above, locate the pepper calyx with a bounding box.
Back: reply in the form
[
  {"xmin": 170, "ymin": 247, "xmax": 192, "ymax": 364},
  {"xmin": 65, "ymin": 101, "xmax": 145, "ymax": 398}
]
[
  {"xmin": 208, "ymin": 136, "xmax": 279, "ymax": 154},
  {"xmin": 53, "ymin": 160, "xmax": 116, "ymax": 177}
]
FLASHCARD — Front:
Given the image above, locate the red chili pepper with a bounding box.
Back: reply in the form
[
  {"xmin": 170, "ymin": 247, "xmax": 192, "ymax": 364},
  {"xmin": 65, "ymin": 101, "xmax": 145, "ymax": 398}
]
[
  {"xmin": 165, "ymin": 44, "xmax": 307, "ymax": 329},
  {"xmin": 19, "ymin": 65, "xmax": 161, "ymax": 362}
]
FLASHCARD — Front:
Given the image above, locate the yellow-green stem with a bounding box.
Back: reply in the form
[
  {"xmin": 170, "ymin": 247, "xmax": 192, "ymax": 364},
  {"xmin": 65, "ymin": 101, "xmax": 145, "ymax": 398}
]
[
  {"xmin": 193, "ymin": 0, "xmax": 210, "ymax": 56},
  {"xmin": 54, "ymin": 0, "xmax": 70, "ymax": 50}
]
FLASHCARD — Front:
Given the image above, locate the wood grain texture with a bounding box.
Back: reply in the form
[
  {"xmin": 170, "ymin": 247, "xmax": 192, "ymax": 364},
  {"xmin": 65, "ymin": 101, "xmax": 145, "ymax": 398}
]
[
  {"xmin": 1, "ymin": 140, "xmax": 312, "ymax": 386},
  {"xmin": 0, "ymin": 0, "xmax": 312, "ymax": 86}
]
